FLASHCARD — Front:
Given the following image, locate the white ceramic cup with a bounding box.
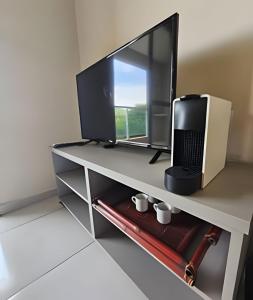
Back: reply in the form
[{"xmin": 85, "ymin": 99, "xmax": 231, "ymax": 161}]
[
  {"xmin": 171, "ymin": 207, "xmax": 181, "ymax": 214},
  {"xmin": 131, "ymin": 193, "xmax": 149, "ymax": 212},
  {"xmin": 153, "ymin": 202, "xmax": 171, "ymax": 224},
  {"xmin": 148, "ymin": 195, "xmax": 158, "ymax": 204}
]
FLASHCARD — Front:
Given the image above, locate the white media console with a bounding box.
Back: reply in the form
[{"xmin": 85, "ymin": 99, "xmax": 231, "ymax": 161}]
[{"xmin": 51, "ymin": 143, "xmax": 253, "ymax": 300}]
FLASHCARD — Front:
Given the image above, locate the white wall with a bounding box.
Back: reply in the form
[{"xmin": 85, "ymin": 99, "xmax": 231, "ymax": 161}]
[
  {"xmin": 0, "ymin": 0, "xmax": 81, "ymax": 206},
  {"xmin": 75, "ymin": 0, "xmax": 253, "ymax": 162},
  {"xmin": 75, "ymin": 0, "xmax": 116, "ymax": 70}
]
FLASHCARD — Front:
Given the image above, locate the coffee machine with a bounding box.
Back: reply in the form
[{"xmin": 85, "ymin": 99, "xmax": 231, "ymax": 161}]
[{"xmin": 164, "ymin": 94, "xmax": 232, "ymax": 195}]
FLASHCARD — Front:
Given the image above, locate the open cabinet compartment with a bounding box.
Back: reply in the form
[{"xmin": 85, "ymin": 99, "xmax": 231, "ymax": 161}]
[
  {"xmin": 89, "ymin": 170, "xmax": 230, "ymax": 300},
  {"xmin": 52, "ymin": 153, "xmax": 91, "ymax": 233},
  {"xmin": 93, "ymin": 185, "xmax": 222, "ymax": 286},
  {"xmin": 52, "ymin": 152, "xmax": 88, "ymax": 201},
  {"xmin": 57, "ymin": 180, "xmax": 91, "ymax": 234}
]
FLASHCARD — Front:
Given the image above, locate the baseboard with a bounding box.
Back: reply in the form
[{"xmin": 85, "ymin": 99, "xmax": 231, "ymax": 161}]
[{"xmin": 0, "ymin": 189, "xmax": 57, "ymax": 215}]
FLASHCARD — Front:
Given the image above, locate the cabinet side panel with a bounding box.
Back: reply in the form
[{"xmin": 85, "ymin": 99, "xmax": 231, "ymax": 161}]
[{"xmin": 202, "ymin": 96, "xmax": 232, "ymax": 187}]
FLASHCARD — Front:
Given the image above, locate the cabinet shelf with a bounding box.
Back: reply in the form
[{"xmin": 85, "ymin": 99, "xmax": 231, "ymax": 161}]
[
  {"xmin": 56, "ymin": 168, "xmax": 88, "ymax": 202},
  {"xmin": 93, "ymin": 203, "xmax": 230, "ymax": 300},
  {"xmin": 60, "ymin": 193, "xmax": 91, "ymax": 233}
]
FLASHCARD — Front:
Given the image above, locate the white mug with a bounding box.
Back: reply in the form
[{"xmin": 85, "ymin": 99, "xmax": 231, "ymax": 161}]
[
  {"xmin": 171, "ymin": 207, "xmax": 181, "ymax": 214},
  {"xmin": 148, "ymin": 195, "xmax": 158, "ymax": 204},
  {"xmin": 131, "ymin": 193, "xmax": 149, "ymax": 212},
  {"xmin": 153, "ymin": 202, "xmax": 171, "ymax": 224}
]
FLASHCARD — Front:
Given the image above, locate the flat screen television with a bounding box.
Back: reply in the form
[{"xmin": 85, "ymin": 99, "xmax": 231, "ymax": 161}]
[{"xmin": 76, "ymin": 13, "xmax": 179, "ymax": 150}]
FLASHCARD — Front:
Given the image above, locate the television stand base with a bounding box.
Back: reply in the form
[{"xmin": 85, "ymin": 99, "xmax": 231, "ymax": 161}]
[
  {"xmin": 103, "ymin": 141, "xmax": 116, "ymax": 149},
  {"xmin": 52, "ymin": 139, "xmax": 99, "ymax": 149},
  {"xmin": 149, "ymin": 149, "xmax": 171, "ymax": 164}
]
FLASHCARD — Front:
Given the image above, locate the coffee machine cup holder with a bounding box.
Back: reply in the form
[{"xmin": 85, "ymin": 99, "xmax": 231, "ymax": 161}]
[{"xmin": 164, "ymin": 166, "xmax": 202, "ymax": 195}]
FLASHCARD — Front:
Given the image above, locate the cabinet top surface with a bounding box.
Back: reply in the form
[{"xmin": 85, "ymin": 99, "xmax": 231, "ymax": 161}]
[{"xmin": 52, "ymin": 144, "xmax": 253, "ymax": 234}]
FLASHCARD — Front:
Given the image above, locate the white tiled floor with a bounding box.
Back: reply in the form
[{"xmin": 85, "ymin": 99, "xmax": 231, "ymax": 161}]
[
  {"xmin": 0, "ymin": 197, "xmax": 146, "ymax": 300},
  {"xmin": 0, "ymin": 196, "xmax": 61, "ymax": 234},
  {"xmin": 9, "ymin": 243, "xmax": 146, "ymax": 300}
]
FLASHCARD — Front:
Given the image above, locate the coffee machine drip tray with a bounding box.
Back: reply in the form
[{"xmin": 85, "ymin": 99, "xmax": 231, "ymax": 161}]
[{"xmin": 164, "ymin": 166, "xmax": 202, "ymax": 195}]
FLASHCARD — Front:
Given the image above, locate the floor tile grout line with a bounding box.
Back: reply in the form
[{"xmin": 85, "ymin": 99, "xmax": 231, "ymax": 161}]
[
  {"xmin": 0, "ymin": 206, "xmax": 63, "ymax": 235},
  {"xmin": 7, "ymin": 241, "xmax": 95, "ymax": 300}
]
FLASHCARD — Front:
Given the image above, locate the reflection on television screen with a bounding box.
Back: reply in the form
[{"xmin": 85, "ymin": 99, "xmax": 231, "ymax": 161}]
[{"xmin": 114, "ymin": 59, "xmax": 148, "ymax": 143}]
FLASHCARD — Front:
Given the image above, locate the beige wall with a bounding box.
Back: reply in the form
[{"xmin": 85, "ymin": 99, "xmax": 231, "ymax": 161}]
[
  {"xmin": 2, "ymin": 0, "xmax": 252, "ymax": 207},
  {"xmin": 0, "ymin": 0, "xmax": 81, "ymax": 206},
  {"xmin": 75, "ymin": 0, "xmax": 116, "ymax": 70}
]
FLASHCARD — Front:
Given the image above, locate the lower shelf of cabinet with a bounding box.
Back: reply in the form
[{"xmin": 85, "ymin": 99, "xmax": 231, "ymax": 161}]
[
  {"xmin": 94, "ymin": 206, "xmax": 230, "ymax": 300},
  {"xmin": 60, "ymin": 193, "xmax": 91, "ymax": 234}
]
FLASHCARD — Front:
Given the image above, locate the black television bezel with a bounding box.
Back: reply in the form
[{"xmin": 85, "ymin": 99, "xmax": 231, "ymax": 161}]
[{"xmin": 76, "ymin": 12, "xmax": 179, "ymax": 149}]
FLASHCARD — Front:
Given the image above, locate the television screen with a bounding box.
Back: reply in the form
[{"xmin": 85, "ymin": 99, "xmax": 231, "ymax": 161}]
[{"xmin": 76, "ymin": 13, "xmax": 178, "ymax": 149}]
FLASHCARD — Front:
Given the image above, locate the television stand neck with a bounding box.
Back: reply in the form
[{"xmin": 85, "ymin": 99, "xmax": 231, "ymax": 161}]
[{"xmin": 149, "ymin": 149, "xmax": 171, "ymax": 164}]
